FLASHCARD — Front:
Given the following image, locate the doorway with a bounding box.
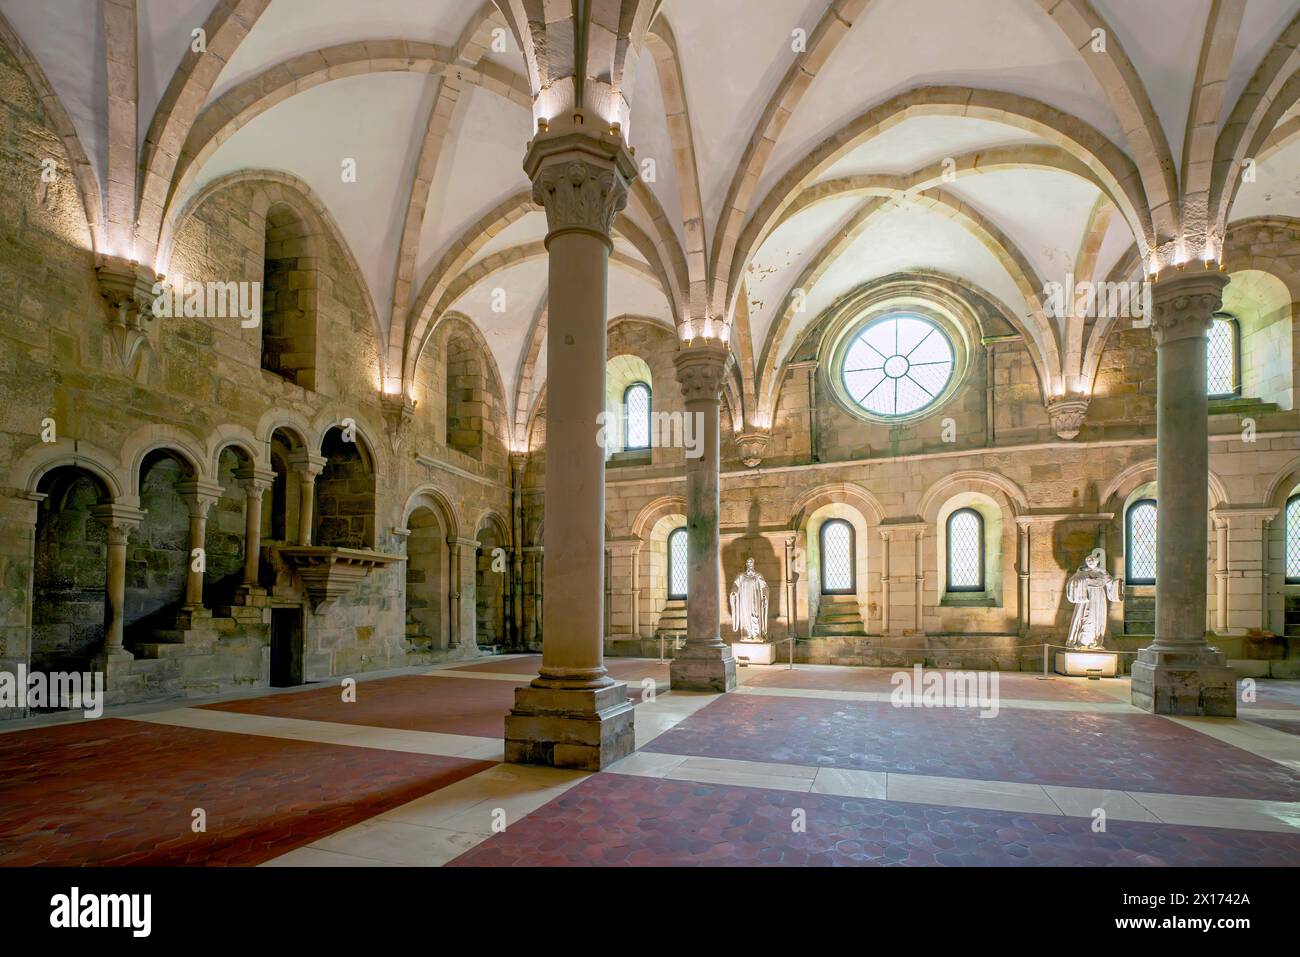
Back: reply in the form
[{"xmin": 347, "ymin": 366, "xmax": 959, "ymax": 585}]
[{"xmin": 270, "ymin": 607, "xmax": 303, "ymax": 687}]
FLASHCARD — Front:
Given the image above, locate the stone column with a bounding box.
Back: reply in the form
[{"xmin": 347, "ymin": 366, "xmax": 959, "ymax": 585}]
[
  {"xmin": 1214, "ymin": 515, "xmax": 1229, "ymax": 633},
  {"xmin": 510, "ymin": 452, "xmax": 526, "ymax": 646},
  {"xmin": 177, "ymin": 480, "xmax": 224, "ymax": 611},
  {"xmin": 505, "ymin": 123, "xmax": 636, "ymax": 770},
  {"xmin": 88, "ymin": 504, "xmax": 145, "ymax": 658},
  {"xmin": 1016, "ymin": 520, "xmax": 1031, "ymax": 637},
  {"xmin": 287, "ymin": 452, "xmax": 326, "ymax": 546},
  {"xmin": 670, "ymin": 338, "xmax": 736, "ymax": 691},
  {"xmin": 1131, "ymin": 270, "xmax": 1236, "ymax": 716},
  {"xmin": 448, "ymin": 537, "xmax": 479, "ymax": 652},
  {"xmin": 879, "ymin": 529, "xmax": 893, "ymax": 633},
  {"xmin": 233, "ymin": 466, "xmax": 276, "ymax": 587}
]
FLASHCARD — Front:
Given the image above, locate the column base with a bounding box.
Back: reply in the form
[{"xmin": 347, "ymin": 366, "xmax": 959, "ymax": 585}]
[
  {"xmin": 505, "ymin": 681, "xmax": 634, "ymax": 770},
  {"xmin": 670, "ymin": 641, "xmax": 737, "ymax": 692},
  {"xmin": 1130, "ymin": 644, "xmax": 1237, "ymax": 716}
]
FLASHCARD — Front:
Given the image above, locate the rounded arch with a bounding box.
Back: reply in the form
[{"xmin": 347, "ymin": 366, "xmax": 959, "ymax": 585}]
[
  {"xmin": 919, "ymin": 470, "xmax": 1029, "ymax": 522},
  {"xmin": 255, "ymin": 410, "xmax": 314, "ymax": 452},
  {"xmin": 159, "ymin": 170, "xmax": 383, "ymax": 364},
  {"xmin": 204, "ymin": 424, "xmax": 266, "ymax": 475},
  {"xmin": 121, "ymin": 425, "xmax": 207, "ymax": 490},
  {"xmin": 631, "ymin": 495, "xmax": 689, "ymax": 540},
  {"xmin": 1100, "ymin": 460, "xmax": 1229, "ymax": 512},
  {"xmin": 401, "ymin": 485, "xmax": 462, "ymax": 542},
  {"xmin": 311, "ymin": 409, "xmax": 384, "ymax": 473},
  {"xmin": 474, "ymin": 509, "xmax": 512, "ymax": 545},
  {"xmin": 9, "ymin": 440, "xmax": 127, "ymax": 502},
  {"xmin": 788, "ymin": 482, "xmax": 885, "ymax": 531}
]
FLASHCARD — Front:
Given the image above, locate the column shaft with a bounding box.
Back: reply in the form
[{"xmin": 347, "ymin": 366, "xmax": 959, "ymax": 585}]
[
  {"xmin": 104, "ymin": 528, "xmax": 129, "ymax": 653},
  {"xmin": 243, "ymin": 490, "xmax": 264, "ymax": 585}
]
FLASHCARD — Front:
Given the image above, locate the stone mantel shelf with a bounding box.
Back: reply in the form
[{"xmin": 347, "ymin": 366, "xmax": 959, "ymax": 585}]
[{"xmin": 276, "ymin": 546, "xmax": 405, "ymax": 611}]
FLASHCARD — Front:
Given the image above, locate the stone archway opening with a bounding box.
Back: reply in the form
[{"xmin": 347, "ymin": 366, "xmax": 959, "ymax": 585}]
[{"xmin": 406, "ymin": 506, "xmax": 450, "ymax": 654}]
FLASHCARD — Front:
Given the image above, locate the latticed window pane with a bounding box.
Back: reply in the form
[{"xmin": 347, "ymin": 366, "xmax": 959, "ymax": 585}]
[
  {"xmin": 947, "ymin": 509, "xmax": 982, "ymax": 590},
  {"xmin": 841, "ymin": 314, "xmax": 954, "ymax": 417},
  {"xmin": 625, "ymin": 382, "xmax": 651, "ymax": 449},
  {"xmin": 821, "ymin": 520, "xmax": 853, "ymax": 593},
  {"xmin": 1206, "ymin": 318, "xmax": 1235, "ymax": 396},
  {"xmin": 668, "ymin": 527, "xmax": 688, "ymax": 598},
  {"xmin": 1127, "ymin": 501, "xmax": 1157, "ymax": 583},
  {"xmin": 1287, "ymin": 497, "xmax": 1300, "ymax": 582}
]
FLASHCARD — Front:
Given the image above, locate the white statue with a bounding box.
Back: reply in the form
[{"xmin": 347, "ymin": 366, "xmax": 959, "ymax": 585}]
[
  {"xmin": 1066, "ymin": 549, "xmax": 1122, "ymax": 649},
  {"xmin": 729, "ymin": 557, "xmax": 769, "ymax": 642}
]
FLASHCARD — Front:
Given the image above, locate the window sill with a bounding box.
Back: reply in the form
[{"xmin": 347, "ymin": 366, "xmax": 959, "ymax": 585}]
[
  {"xmin": 608, "ymin": 451, "xmax": 652, "ymax": 468},
  {"xmin": 940, "ymin": 595, "xmax": 998, "ymax": 608}
]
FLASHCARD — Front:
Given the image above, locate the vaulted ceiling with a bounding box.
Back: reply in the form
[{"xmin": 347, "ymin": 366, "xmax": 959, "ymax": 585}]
[{"xmin": 3, "ymin": 0, "xmax": 1298, "ymax": 445}]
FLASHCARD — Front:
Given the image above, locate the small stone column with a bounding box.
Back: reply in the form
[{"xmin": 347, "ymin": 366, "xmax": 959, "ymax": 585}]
[
  {"xmin": 177, "ymin": 480, "xmax": 224, "ymax": 611},
  {"xmin": 287, "ymin": 452, "xmax": 326, "ymax": 546},
  {"xmin": 233, "ymin": 466, "xmax": 276, "ymax": 587},
  {"xmin": 670, "ymin": 338, "xmax": 735, "ymax": 691},
  {"xmin": 448, "ymin": 537, "xmax": 479, "ymax": 652},
  {"xmin": 1131, "ymin": 270, "xmax": 1237, "ymax": 716},
  {"xmin": 510, "ymin": 452, "xmax": 526, "ymax": 646},
  {"xmin": 879, "ymin": 529, "xmax": 893, "ymax": 633},
  {"xmin": 1213, "ymin": 515, "xmax": 1229, "ymax": 633},
  {"xmin": 505, "ymin": 122, "xmax": 637, "ymax": 770},
  {"xmin": 89, "ymin": 504, "xmax": 145, "ymax": 658}
]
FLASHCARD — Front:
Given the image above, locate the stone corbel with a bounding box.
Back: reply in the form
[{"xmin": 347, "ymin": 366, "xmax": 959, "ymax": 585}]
[
  {"xmin": 736, "ymin": 429, "xmax": 771, "ymax": 468},
  {"xmin": 379, "ymin": 393, "xmax": 417, "ymax": 453},
  {"xmin": 1045, "ymin": 396, "xmax": 1090, "ymax": 440},
  {"xmin": 95, "ymin": 254, "xmax": 160, "ymax": 370}
]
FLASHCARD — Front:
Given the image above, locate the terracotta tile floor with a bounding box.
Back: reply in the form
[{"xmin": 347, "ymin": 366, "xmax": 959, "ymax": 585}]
[
  {"xmin": 449, "ymin": 772, "xmax": 1300, "ymax": 867},
  {"xmin": 0, "ymin": 718, "xmax": 491, "ymax": 866},
  {"xmin": 643, "ymin": 693, "xmax": 1300, "ymax": 800},
  {"xmin": 202, "ymin": 675, "xmax": 526, "ymax": 737},
  {"xmin": 741, "ymin": 665, "xmax": 1119, "ymax": 702}
]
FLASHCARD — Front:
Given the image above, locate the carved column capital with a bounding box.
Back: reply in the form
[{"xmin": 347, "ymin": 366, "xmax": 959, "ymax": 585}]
[
  {"xmin": 89, "ymin": 503, "xmax": 145, "ymax": 543},
  {"xmin": 233, "ymin": 465, "xmax": 277, "ymax": 499},
  {"xmin": 673, "ymin": 338, "xmax": 732, "ymax": 405},
  {"xmin": 177, "ymin": 479, "xmax": 226, "ymax": 518},
  {"xmin": 286, "ymin": 451, "xmax": 327, "ymax": 479},
  {"xmin": 1148, "ymin": 271, "xmax": 1229, "ymax": 346},
  {"xmin": 523, "ymin": 129, "xmax": 636, "ymax": 246}
]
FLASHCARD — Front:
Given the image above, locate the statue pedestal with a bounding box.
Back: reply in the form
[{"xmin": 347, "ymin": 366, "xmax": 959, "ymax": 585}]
[
  {"xmin": 731, "ymin": 639, "xmax": 783, "ymax": 665},
  {"xmin": 1054, "ymin": 649, "xmax": 1118, "ymax": 678}
]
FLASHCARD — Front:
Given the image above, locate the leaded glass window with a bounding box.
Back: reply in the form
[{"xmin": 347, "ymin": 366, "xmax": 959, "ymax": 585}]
[
  {"xmin": 946, "ymin": 508, "xmax": 984, "ymax": 591},
  {"xmin": 841, "ymin": 313, "xmax": 954, "ymax": 417},
  {"xmin": 1126, "ymin": 499, "xmax": 1157, "ymax": 584},
  {"xmin": 1207, "ymin": 315, "xmax": 1237, "ymax": 398},
  {"xmin": 1287, "ymin": 496, "xmax": 1300, "ymax": 584},
  {"xmin": 624, "ymin": 381, "xmax": 651, "ymax": 450},
  {"xmin": 820, "ymin": 519, "xmax": 854, "ymax": 594},
  {"xmin": 667, "ymin": 526, "xmax": 688, "ymax": 599}
]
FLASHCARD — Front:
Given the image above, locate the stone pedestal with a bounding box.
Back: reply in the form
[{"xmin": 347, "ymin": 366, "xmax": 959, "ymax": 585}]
[
  {"xmin": 1131, "ymin": 647, "xmax": 1237, "ymax": 715},
  {"xmin": 1053, "ymin": 649, "xmax": 1118, "ymax": 677},
  {"xmin": 504, "ymin": 682, "xmax": 634, "ymax": 771},
  {"xmin": 731, "ymin": 639, "xmax": 784, "ymax": 665}
]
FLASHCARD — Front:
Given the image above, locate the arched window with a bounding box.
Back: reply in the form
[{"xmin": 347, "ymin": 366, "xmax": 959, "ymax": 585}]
[
  {"xmin": 820, "ymin": 519, "xmax": 855, "ymax": 594},
  {"xmin": 946, "ymin": 508, "xmax": 984, "ymax": 591},
  {"xmin": 624, "ymin": 381, "xmax": 652, "ymax": 451},
  {"xmin": 1126, "ymin": 499, "xmax": 1157, "ymax": 584},
  {"xmin": 667, "ymin": 526, "xmax": 688, "ymax": 599},
  {"xmin": 1286, "ymin": 495, "xmax": 1300, "ymax": 584},
  {"xmin": 1206, "ymin": 314, "xmax": 1238, "ymax": 398}
]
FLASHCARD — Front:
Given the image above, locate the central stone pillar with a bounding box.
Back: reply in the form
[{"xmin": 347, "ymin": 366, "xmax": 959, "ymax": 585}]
[
  {"xmin": 287, "ymin": 452, "xmax": 326, "ymax": 546},
  {"xmin": 670, "ymin": 338, "xmax": 737, "ymax": 691},
  {"xmin": 504, "ymin": 122, "xmax": 637, "ymax": 770},
  {"xmin": 233, "ymin": 466, "xmax": 276, "ymax": 588},
  {"xmin": 177, "ymin": 480, "xmax": 224, "ymax": 611},
  {"xmin": 1131, "ymin": 269, "xmax": 1237, "ymax": 716}
]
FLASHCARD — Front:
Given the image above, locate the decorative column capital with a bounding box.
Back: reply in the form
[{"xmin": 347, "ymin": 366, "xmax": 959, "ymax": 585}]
[
  {"xmin": 89, "ymin": 503, "xmax": 145, "ymax": 543},
  {"xmin": 233, "ymin": 465, "xmax": 277, "ymax": 498},
  {"xmin": 177, "ymin": 479, "xmax": 225, "ymax": 517},
  {"xmin": 736, "ymin": 429, "xmax": 771, "ymax": 468},
  {"xmin": 1149, "ymin": 271, "xmax": 1229, "ymax": 346},
  {"xmin": 523, "ymin": 128, "xmax": 636, "ymax": 246},
  {"xmin": 379, "ymin": 393, "xmax": 417, "ymax": 453},
  {"xmin": 286, "ymin": 451, "xmax": 327, "ymax": 479},
  {"xmin": 673, "ymin": 338, "xmax": 732, "ymax": 404},
  {"xmin": 509, "ymin": 451, "xmax": 528, "ymax": 475},
  {"xmin": 1045, "ymin": 396, "xmax": 1090, "ymax": 440}
]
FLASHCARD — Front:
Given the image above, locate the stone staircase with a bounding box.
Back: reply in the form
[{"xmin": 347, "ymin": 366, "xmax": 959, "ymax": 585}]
[
  {"xmin": 1122, "ymin": 594, "xmax": 1154, "ymax": 637},
  {"xmin": 656, "ymin": 599, "xmax": 687, "ymax": 638},
  {"xmin": 813, "ymin": 594, "xmax": 866, "ymax": 637}
]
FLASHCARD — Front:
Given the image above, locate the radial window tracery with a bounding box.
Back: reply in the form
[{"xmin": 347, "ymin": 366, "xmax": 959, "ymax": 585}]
[{"xmin": 842, "ymin": 314, "xmax": 954, "ymax": 417}]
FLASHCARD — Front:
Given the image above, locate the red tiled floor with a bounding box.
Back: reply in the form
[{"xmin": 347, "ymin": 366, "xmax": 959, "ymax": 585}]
[
  {"xmin": 644, "ymin": 693, "xmax": 1300, "ymax": 800},
  {"xmin": 202, "ymin": 675, "xmax": 524, "ymax": 737},
  {"xmin": 449, "ymin": 773, "xmax": 1300, "ymax": 867},
  {"xmin": 0, "ymin": 718, "xmax": 492, "ymax": 866},
  {"xmin": 452, "ymin": 654, "xmax": 671, "ymax": 684},
  {"xmin": 741, "ymin": 665, "xmax": 1119, "ymax": 702}
]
